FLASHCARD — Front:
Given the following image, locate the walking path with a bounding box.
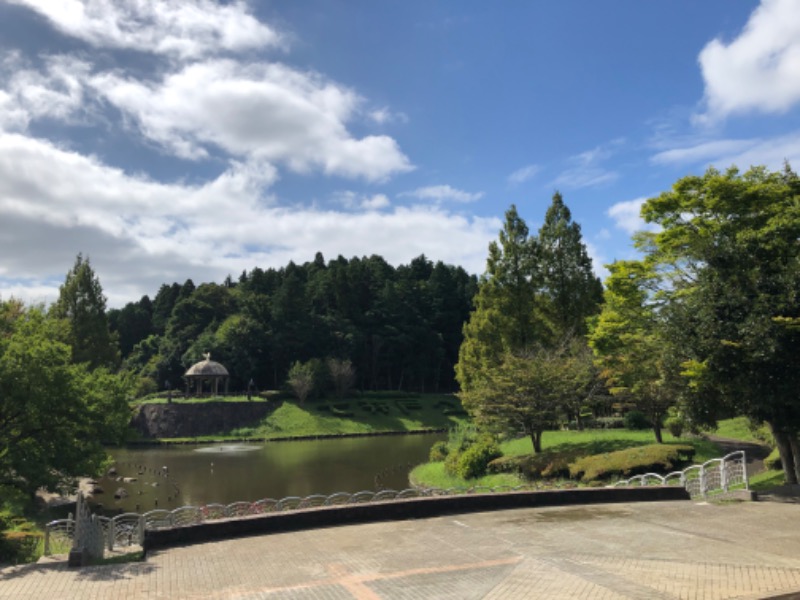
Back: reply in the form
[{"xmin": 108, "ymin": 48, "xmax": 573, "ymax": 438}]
[{"xmin": 3, "ymin": 500, "xmax": 800, "ymax": 599}]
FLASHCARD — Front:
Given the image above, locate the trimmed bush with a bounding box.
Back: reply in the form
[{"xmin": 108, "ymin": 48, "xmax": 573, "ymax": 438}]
[
  {"xmin": 568, "ymin": 443, "xmax": 695, "ymax": 482},
  {"xmin": 455, "ymin": 441, "xmax": 502, "ymax": 480},
  {"xmin": 624, "ymin": 410, "xmax": 650, "ymax": 430}
]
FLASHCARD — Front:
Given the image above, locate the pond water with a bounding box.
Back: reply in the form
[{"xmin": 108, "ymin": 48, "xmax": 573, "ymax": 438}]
[{"xmin": 95, "ymin": 433, "xmax": 444, "ymax": 514}]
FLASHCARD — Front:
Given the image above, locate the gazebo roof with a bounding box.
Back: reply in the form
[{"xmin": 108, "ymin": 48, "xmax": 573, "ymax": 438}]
[{"xmin": 185, "ymin": 353, "xmax": 229, "ymax": 378}]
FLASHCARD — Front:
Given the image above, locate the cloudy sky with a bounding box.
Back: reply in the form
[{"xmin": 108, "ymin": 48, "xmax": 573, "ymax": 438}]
[{"xmin": 2, "ymin": 0, "xmax": 799, "ymax": 307}]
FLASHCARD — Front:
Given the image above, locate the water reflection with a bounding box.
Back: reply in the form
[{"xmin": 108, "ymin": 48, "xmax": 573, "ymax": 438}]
[{"xmin": 96, "ymin": 434, "xmax": 443, "ymax": 514}]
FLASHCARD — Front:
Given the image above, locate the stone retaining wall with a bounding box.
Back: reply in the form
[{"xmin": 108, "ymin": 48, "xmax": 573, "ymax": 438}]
[
  {"xmin": 131, "ymin": 402, "xmax": 278, "ymax": 438},
  {"xmin": 143, "ymin": 486, "xmax": 689, "ymax": 553}
]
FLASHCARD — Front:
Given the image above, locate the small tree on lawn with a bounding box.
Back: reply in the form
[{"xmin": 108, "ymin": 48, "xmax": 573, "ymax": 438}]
[{"xmin": 287, "ymin": 360, "xmax": 315, "ymax": 405}]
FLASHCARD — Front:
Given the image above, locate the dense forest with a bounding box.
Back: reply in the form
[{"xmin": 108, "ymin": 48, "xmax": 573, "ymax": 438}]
[{"xmin": 109, "ymin": 253, "xmax": 479, "ymax": 395}]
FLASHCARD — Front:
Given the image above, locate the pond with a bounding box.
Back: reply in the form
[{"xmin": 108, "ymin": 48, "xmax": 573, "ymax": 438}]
[{"xmin": 95, "ymin": 433, "xmax": 444, "ymax": 514}]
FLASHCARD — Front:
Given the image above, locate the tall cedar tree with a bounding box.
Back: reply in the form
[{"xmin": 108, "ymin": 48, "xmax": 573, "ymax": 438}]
[
  {"xmin": 537, "ymin": 192, "xmax": 604, "ymax": 337},
  {"xmin": 50, "ymin": 254, "xmax": 120, "ymax": 370},
  {"xmin": 456, "ymin": 199, "xmax": 601, "ymax": 451}
]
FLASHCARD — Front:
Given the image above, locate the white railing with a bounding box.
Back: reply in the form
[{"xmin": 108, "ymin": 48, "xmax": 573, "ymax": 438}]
[
  {"xmin": 611, "ymin": 450, "xmax": 749, "ymax": 499},
  {"xmin": 44, "ymin": 484, "xmax": 542, "ymax": 554},
  {"xmin": 45, "ymin": 452, "xmax": 749, "ymax": 555}
]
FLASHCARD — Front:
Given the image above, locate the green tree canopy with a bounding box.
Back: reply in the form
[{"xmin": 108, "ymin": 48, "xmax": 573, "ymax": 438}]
[
  {"xmin": 587, "ymin": 260, "xmax": 677, "ymax": 443},
  {"xmin": 537, "ymin": 192, "xmax": 603, "ymax": 337},
  {"xmin": 0, "ymin": 304, "xmax": 130, "ymax": 498},
  {"xmin": 638, "ymin": 165, "xmax": 800, "ymax": 480}
]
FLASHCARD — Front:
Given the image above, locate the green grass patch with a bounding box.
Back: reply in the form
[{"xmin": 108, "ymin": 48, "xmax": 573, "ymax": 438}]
[
  {"xmin": 155, "ymin": 394, "xmax": 469, "ymax": 442},
  {"xmin": 499, "ymin": 429, "xmax": 721, "ymax": 463},
  {"xmin": 408, "ymin": 461, "xmax": 522, "ymax": 489},
  {"xmin": 412, "ymin": 427, "xmax": 724, "ymax": 489},
  {"xmin": 750, "ymin": 469, "xmax": 786, "ymax": 491},
  {"xmin": 714, "ymin": 417, "xmax": 770, "ymax": 443},
  {"xmin": 134, "ymin": 394, "xmax": 275, "ymax": 406},
  {"xmin": 568, "ymin": 444, "xmax": 695, "ymax": 482}
]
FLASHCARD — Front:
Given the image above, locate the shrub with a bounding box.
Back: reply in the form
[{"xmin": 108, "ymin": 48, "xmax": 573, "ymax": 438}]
[
  {"xmin": 0, "ymin": 531, "xmax": 43, "ymax": 564},
  {"xmin": 665, "ymin": 416, "xmax": 683, "ymax": 437},
  {"xmin": 444, "ymin": 449, "xmax": 461, "ymax": 476},
  {"xmin": 429, "ymin": 441, "xmax": 449, "ymax": 462},
  {"xmin": 664, "ymin": 406, "xmax": 686, "ymax": 437},
  {"xmin": 568, "ymin": 443, "xmax": 695, "ymax": 482},
  {"xmin": 624, "ymin": 410, "xmax": 650, "ymax": 430},
  {"xmin": 455, "ymin": 441, "xmax": 502, "ymax": 479}
]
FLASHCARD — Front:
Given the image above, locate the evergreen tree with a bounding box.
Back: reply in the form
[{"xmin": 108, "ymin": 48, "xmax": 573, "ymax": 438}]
[
  {"xmin": 50, "ymin": 254, "xmax": 120, "ymax": 369},
  {"xmin": 537, "ymin": 192, "xmax": 603, "ymax": 337},
  {"xmin": 456, "ymin": 205, "xmax": 541, "ymax": 391}
]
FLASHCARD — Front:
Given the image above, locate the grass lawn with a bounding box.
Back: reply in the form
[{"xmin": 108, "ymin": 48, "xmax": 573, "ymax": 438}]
[
  {"xmin": 499, "ymin": 429, "xmax": 722, "ymax": 463},
  {"xmin": 411, "ymin": 427, "xmax": 726, "ymax": 490},
  {"xmin": 145, "ymin": 393, "xmax": 470, "ymax": 442},
  {"xmin": 713, "ymin": 416, "xmax": 769, "ymax": 444},
  {"xmin": 409, "ymin": 462, "xmax": 522, "ymax": 490},
  {"xmin": 750, "ymin": 469, "xmax": 786, "ymax": 491},
  {"xmin": 133, "ymin": 394, "xmax": 274, "ymax": 405}
]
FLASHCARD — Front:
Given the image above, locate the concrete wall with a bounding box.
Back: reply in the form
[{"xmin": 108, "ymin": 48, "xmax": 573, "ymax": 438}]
[{"xmin": 144, "ymin": 486, "xmax": 689, "ymax": 553}]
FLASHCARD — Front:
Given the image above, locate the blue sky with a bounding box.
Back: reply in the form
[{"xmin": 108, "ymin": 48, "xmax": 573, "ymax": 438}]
[{"xmin": 1, "ymin": 0, "xmax": 799, "ymax": 307}]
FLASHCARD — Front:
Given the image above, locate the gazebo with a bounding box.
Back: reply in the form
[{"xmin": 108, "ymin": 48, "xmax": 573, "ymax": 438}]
[{"xmin": 184, "ymin": 353, "xmax": 230, "ymax": 396}]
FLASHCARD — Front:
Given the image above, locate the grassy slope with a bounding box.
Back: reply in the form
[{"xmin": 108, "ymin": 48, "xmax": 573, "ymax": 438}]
[
  {"xmin": 411, "ymin": 428, "xmax": 725, "ymax": 489},
  {"xmin": 139, "ymin": 393, "xmax": 469, "ymax": 442}
]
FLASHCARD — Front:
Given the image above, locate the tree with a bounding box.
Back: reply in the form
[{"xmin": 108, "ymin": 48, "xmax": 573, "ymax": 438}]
[
  {"xmin": 0, "ymin": 304, "xmax": 130, "ymax": 498},
  {"xmin": 50, "ymin": 254, "xmax": 120, "ymax": 369},
  {"xmin": 639, "ymin": 166, "xmax": 800, "ymax": 481},
  {"xmin": 537, "ymin": 192, "xmax": 603, "ymax": 337},
  {"xmin": 456, "ymin": 205, "xmax": 541, "ymax": 392},
  {"xmin": 328, "ymin": 357, "xmax": 355, "ymax": 399},
  {"xmin": 460, "ymin": 343, "xmax": 588, "ymax": 453},
  {"xmin": 588, "ymin": 260, "xmax": 677, "ymax": 443},
  {"xmin": 286, "ymin": 360, "xmax": 316, "ymax": 405}
]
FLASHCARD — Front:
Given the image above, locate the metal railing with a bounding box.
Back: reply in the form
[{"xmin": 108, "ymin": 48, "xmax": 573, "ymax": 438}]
[
  {"xmin": 44, "ymin": 451, "xmax": 750, "ymax": 555},
  {"xmin": 44, "ymin": 484, "xmax": 543, "ymax": 554},
  {"xmin": 611, "ymin": 450, "xmax": 749, "ymax": 499}
]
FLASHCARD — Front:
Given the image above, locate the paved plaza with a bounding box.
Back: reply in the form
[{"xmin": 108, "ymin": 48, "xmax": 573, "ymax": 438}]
[{"xmin": 2, "ymin": 500, "xmax": 800, "ymax": 599}]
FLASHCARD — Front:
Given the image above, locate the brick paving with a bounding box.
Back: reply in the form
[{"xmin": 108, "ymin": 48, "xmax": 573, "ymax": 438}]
[{"xmin": 2, "ymin": 500, "xmax": 800, "ymax": 599}]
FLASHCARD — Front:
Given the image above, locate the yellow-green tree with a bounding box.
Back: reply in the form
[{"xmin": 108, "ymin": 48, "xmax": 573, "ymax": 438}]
[{"xmin": 587, "ymin": 260, "xmax": 676, "ymax": 443}]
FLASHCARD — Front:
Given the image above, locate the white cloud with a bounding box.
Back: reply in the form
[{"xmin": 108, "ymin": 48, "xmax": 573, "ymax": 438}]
[
  {"xmin": 361, "ymin": 194, "xmax": 390, "ymax": 210},
  {"xmin": 507, "ymin": 164, "xmax": 540, "ymax": 185},
  {"xmin": 401, "ymin": 184, "xmax": 483, "ymax": 203},
  {"xmin": 551, "ymin": 142, "xmax": 620, "ymax": 190},
  {"xmin": 334, "ymin": 191, "xmax": 391, "ymax": 210},
  {"xmin": 0, "ymin": 54, "xmax": 92, "ymax": 131},
  {"xmin": 0, "ymin": 132, "xmax": 496, "ymax": 306},
  {"xmin": 8, "ymin": 0, "xmax": 281, "ymax": 59},
  {"xmin": 697, "ymin": 0, "xmax": 800, "ymax": 121},
  {"xmin": 607, "ymin": 197, "xmax": 659, "ymax": 235},
  {"xmin": 552, "ymin": 168, "xmax": 617, "ymax": 190},
  {"xmin": 368, "ymin": 107, "xmax": 408, "ymax": 125},
  {"xmin": 651, "ymin": 139, "xmax": 756, "ymax": 166},
  {"xmin": 90, "ymin": 60, "xmax": 413, "ymax": 181},
  {"xmin": 651, "ymin": 131, "xmax": 800, "ymax": 171}
]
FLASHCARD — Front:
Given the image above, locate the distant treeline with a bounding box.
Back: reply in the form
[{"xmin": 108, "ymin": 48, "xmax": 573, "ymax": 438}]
[{"xmin": 110, "ymin": 253, "xmax": 478, "ymax": 395}]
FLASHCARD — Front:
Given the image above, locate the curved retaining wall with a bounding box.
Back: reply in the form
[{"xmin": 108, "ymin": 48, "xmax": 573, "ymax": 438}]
[{"xmin": 143, "ymin": 486, "xmax": 689, "ymax": 553}]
